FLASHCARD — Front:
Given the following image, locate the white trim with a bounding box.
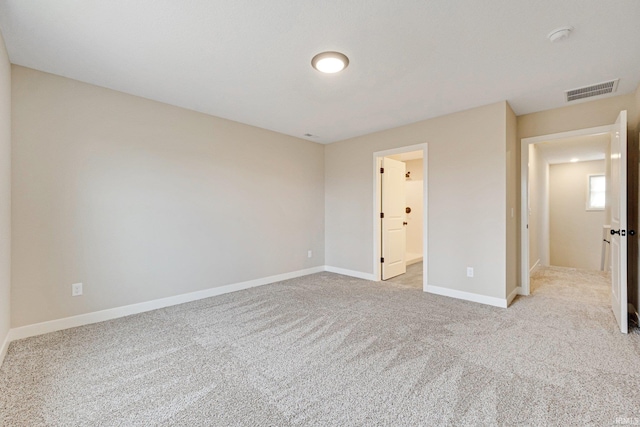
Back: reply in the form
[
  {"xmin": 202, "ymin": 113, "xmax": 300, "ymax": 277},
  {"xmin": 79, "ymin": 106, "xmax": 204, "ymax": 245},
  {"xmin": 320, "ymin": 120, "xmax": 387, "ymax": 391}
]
[
  {"xmin": 521, "ymin": 125, "xmax": 612, "ymax": 145},
  {"xmin": 372, "ymin": 143, "xmax": 428, "ymax": 291},
  {"xmin": 521, "ymin": 138, "xmax": 529, "ymax": 295},
  {"xmin": 520, "ymin": 124, "xmax": 614, "ymax": 295},
  {"xmin": 529, "ymin": 259, "xmax": 541, "ymax": 275},
  {"xmin": 8, "ymin": 266, "xmax": 325, "ymax": 342},
  {"xmin": 425, "ymin": 284, "xmax": 508, "ymax": 308},
  {"xmin": 374, "ymin": 155, "xmax": 383, "ymax": 280},
  {"xmin": 0, "ymin": 331, "xmax": 10, "ymax": 368},
  {"xmin": 324, "ymin": 265, "xmax": 376, "ymax": 281},
  {"xmin": 508, "ymin": 286, "xmax": 522, "ymax": 306}
]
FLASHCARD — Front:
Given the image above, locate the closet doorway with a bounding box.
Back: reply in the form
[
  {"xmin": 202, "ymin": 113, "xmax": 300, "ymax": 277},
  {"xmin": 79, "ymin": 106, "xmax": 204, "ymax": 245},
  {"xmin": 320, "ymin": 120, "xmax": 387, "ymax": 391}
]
[{"xmin": 372, "ymin": 143, "xmax": 428, "ymax": 291}]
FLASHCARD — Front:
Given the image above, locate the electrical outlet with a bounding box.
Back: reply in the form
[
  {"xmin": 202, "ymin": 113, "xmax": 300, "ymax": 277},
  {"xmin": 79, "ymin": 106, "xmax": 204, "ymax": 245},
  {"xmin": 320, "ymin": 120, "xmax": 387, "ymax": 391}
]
[
  {"xmin": 72, "ymin": 283, "xmax": 83, "ymax": 297},
  {"xmin": 466, "ymin": 267, "xmax": 474, "ymax": 278},
  {"xmin": 308, "ymin": 250, "xmax": 313, "ymax": 258}
]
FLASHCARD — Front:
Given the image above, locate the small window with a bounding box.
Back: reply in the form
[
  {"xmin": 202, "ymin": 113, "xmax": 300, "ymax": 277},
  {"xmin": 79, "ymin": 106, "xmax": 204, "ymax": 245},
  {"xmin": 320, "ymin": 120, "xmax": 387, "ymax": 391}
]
[{"xmin": 587, "ymin": 174, "xmax": 605, "ymax": 210}]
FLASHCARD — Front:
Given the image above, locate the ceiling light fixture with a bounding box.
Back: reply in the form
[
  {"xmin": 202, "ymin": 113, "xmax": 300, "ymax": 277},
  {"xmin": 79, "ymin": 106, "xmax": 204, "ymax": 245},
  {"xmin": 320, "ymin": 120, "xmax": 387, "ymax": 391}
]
[
  {"xmin": 570, "ymin": 158, "xmax": 579, "ymax": 162},
  {"xmin": 311, "ymin": 51, "xmax": 349, "ymax": 74},
  {"xmin": 547, "ymin": 26, "xmax": 573, "ymax": 43}
]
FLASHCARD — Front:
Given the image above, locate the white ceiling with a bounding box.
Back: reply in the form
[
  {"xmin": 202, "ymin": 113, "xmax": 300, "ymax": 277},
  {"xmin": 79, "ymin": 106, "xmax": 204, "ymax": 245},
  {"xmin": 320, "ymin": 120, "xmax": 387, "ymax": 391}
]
[
  {"xmin": 0, "ymin": 1, "xmax": 639, "ymax": 144},
  {"xmin": 535, "ymin": 133, "xmax": 609, "ymax": 164}
]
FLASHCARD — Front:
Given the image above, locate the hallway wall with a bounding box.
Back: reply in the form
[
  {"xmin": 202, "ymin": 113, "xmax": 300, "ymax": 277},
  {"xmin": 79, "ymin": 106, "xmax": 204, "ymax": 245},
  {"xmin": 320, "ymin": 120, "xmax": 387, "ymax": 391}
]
[
  {"xmin": 549, "ymin": 160, "xmax": 606, "ymax": 270},
  {"xmin": 528, "ymin": 144, "xmax": 549, "ymax": 270},
  {"xmin": 404, "ymin": 158, "xmax": 423, "ymax": 259}
]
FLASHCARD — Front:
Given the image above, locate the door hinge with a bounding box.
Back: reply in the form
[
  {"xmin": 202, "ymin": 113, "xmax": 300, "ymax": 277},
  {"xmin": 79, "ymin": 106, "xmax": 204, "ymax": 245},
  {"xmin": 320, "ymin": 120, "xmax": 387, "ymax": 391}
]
[
  {"xmin": 380, "ymin": 167, "xmax": 384, "ymax": 173},
  {"xmin": 380, "ymin": 212, "xmax": 384, "ymax": 218},
  {"xmin": 381, "ymin": 257, "xmax": 384, "ymax": 263}
]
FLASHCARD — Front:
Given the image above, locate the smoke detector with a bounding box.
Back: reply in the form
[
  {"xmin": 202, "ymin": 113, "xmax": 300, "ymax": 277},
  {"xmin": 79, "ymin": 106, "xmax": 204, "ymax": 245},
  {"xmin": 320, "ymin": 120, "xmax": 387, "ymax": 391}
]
[{"xmin": 548, "ymin": 26, "xmax": 573, "ymax": 43}]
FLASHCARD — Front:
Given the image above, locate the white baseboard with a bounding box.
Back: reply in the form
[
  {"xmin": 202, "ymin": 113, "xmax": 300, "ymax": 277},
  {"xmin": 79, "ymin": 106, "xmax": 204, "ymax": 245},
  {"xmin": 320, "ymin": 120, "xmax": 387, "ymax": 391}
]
[
  {"xmin": 406, "ymin": 256, "xmax": 423, "ymax": 266},
  {"xmin": 4, "ymin": 265, "xmax": 516, "ymax": 350},
  {"xmin": 529, "ymin": 259, "xmax": 541, "ymax": 275},
  {"xmin": 324, "ymin": 266, "xmax": 377, "ymax": 281},
  {"xmin": 507, "ymin": 286, "xmax": 521, "ymax": 306},
  {"xmin": 8, "ymin": 266, "xmax": 325, "ymax": 342},
  {"xmin": 425, "ymin": 284, "xmax": 508, "ymax": 308},
  {"xmin": 0, "ymin": 330, "xmax": 10, "ymax": 368}
]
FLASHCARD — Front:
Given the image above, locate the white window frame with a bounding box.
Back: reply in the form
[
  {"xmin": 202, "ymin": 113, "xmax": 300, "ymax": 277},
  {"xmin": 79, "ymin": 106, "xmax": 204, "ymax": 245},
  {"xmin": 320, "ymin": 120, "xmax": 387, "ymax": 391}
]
[{"xmin": 586, "ymin": 173, "xmax": 605, "ymax": 211}]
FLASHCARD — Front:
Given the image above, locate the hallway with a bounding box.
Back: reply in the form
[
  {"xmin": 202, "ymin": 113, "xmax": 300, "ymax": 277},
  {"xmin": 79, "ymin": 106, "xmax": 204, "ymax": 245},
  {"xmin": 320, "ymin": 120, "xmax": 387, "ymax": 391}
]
[
  {"xmin": 530, "ymin": 265, "xmax": 610, "ymax": 304},
  {"xmin": 529, "ymin": 264, "xmax": 640, "ymax": 331}
]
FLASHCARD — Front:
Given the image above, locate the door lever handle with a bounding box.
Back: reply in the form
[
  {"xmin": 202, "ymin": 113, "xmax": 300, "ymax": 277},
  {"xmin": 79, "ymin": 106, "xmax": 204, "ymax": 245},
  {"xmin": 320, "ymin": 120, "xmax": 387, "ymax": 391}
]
[
  {"xmin": 403, "ymin": 222, "xmax": 408, "ymax": 226},
  {"xmin": 611, "ymin": 229, "xmax": 627, "ymax": 236}
]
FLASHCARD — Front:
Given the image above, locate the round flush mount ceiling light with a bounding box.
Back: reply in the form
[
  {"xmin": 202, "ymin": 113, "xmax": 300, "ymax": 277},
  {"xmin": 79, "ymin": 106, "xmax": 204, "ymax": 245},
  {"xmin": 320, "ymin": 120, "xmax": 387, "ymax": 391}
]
[
  {"xmin": 548, "ymin": 26, "xmax": 573, "ymax": 43},
  {"xmin": 311, "ymin": 51, "xmax": 349, "ymax": 73}
]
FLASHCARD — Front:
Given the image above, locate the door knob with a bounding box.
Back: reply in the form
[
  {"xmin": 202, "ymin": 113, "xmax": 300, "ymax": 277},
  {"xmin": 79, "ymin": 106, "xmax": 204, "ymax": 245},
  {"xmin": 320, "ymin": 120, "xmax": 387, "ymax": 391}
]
[{"xmin": 403, "ymin": 222, "xmax": 408, "ymax": 226}]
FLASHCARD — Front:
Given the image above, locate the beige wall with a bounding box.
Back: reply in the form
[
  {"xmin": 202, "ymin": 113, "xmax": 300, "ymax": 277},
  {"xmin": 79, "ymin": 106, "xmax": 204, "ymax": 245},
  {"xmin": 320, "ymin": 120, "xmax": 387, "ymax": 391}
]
[
  {"xmin": 549, "ymin": 160, "xmax": 606, "ymax": 270},
  {"xmin": 404, "ymin": 158, "xmax": 423, "ymax": 257},
  {"xmin": 528, "ymin": 144, "xmax": 549, "ymax": 269},
  {"xmin": 506, "ymin": 103, "xmax": 517, "ymax": 297},
  {"xmin": 326, "ymin": 102, "xmax": 510, "ymax": 300},
  {"xmin": 518, "ymin": 93, "xmax": 638, "ymax": 140},
  {"xmin": 11, "ymin": 66, "xmax": 325, "ymax": 328},
  {"xmin": 0, "ymin": 32, "xmax": 10, "ymax": 351}
]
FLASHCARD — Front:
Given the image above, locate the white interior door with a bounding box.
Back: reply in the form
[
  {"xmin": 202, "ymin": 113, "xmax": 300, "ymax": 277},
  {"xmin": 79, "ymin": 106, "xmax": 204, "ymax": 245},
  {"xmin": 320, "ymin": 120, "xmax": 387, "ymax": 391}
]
[
  {"xmin": 381, "ymin": 157, "xmax": 406, "ymax": 280},
  {"xmin": 610, "ymin": 110, "xmax": 628, "ymax": 334}
]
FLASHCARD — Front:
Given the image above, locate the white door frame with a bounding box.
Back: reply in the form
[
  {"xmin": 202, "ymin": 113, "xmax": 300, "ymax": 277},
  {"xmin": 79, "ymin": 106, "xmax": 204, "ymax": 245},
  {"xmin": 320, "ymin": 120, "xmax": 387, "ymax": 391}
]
[
  {"xmin": 373, "ymin": 143, "xmax": 428, "ymax": 290},
  {"xmin": 520, "ymin": 125, "xmax": 613, "ymax": 295}
]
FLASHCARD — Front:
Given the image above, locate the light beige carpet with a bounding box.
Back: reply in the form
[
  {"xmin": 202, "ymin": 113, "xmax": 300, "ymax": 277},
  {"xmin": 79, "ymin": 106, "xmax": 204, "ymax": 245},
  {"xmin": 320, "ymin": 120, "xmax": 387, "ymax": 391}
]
[
  {"xmin": 387, "ymin": 261, "xmax": 423, "ymax": 289},
  {"xmin": 1, "ymin": 267, "xmax": 639, "ymax": 426}
]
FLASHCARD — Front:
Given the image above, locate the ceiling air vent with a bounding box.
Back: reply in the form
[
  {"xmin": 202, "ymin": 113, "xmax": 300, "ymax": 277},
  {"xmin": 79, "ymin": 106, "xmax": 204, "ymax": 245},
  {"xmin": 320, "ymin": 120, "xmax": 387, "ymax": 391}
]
[{"xmin": 565, "ymin": 79, "xmax": 619, "ymax": 102}]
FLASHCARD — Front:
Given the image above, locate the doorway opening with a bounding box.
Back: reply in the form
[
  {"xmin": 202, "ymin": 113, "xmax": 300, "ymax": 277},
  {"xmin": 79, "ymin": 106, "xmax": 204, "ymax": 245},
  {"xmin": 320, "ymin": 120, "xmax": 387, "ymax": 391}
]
[
  {"xmin": 373, "ymin": 143, "xmax": 428, "ymax": 291},
  {"xmin": 521, "ymin": 125, "xmax": 614, "ymax": 294},
  {"xmin": 520, "ymin": 111, "xmax": 631, "ymax": 333},
  {"xmin": 526, "ymin": 133, "xmax": 610, "ymax": 299},
  {"xmin": 529, "ymin": 134, "xmax": 610, "ymax": 275}
]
